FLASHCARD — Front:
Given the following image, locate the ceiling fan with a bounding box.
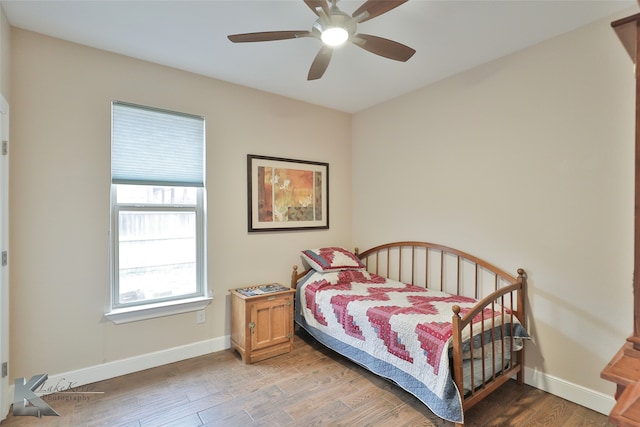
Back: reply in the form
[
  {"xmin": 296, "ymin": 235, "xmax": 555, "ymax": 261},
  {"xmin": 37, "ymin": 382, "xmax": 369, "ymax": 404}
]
[{"xmin": 227, "ymin": 0, "xmax": 415, "ymax": 81}]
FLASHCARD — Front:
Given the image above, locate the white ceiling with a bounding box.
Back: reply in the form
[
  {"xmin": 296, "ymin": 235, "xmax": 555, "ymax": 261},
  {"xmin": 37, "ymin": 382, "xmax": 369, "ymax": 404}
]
[{"xmin": 1, "ymin": 0, "xmax": 637, "ymax": 113}]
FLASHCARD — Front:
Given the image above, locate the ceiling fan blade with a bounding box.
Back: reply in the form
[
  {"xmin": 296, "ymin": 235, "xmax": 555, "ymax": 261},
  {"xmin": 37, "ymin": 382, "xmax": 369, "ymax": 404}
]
[
  {"xmin": 228, "ymin": 31, "xmax": 311, "ymax": 43},
  {"xmin": 352, "ymin": 0, "xmax": 408, "ymax": 23},
  {"xmin": 352, "ymin": 34, "xmax": 415, "ymax": 62},
  {"xmin": 304, "ymin": 0, "xmax": 330, "ymax": 16},
  {"xmin": 308, "ymin": 45, "xmax": 333, "ymax": 80}
]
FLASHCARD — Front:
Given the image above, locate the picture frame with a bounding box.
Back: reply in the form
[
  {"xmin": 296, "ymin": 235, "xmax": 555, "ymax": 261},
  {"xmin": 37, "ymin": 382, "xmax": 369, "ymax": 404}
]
[{"xmin": 247, "ymin": 154, "xmax": 329, "ymax": 232}]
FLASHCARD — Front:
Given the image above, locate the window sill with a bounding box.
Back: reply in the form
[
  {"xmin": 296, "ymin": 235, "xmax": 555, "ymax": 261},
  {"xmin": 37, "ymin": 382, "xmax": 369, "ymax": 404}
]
[{"xmin": 105, "ymin": 296, "xmax": 213, "ymax": 324}]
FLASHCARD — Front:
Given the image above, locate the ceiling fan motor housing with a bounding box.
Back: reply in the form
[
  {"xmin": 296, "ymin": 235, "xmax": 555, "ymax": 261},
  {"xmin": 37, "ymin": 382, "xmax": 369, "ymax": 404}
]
[{"xmin": 313, "ymin": 10, "xmax": 357, "ymax": 42}]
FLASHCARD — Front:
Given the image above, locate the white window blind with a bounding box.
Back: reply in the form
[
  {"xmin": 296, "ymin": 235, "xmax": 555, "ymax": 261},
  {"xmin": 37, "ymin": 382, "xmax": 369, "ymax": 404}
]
[{"xmin": 111, "ymin": 101, "xmax": 205, "ymax": 187}]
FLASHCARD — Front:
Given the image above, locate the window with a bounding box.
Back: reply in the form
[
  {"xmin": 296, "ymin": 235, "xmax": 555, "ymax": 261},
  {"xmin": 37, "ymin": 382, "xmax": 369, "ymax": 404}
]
[{"xmin": 107, "ymin": 101, "xmax": 208, "ymax": 322}]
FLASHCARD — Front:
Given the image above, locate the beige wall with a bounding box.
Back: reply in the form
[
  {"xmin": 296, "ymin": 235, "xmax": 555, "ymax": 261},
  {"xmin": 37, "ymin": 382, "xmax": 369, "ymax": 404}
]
[
  {"xmin": 0, "ymin": 7, "xmax": 9, "ymax": 100},
  {"xmin": 7, "ymin": 4, "xmax": 638, "ymax": 413},
  {"xmin": 352, "ymin": 9, "xmax": 635, "ymax": 401},
  {"xmin": 9, "ymin": 28, "xmax": 352, "ymax": 378}
]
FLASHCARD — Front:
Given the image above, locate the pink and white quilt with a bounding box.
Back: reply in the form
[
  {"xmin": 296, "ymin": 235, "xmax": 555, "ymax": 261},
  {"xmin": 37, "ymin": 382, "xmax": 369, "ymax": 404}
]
[{"xmin": 295, "ymin": 269, "xmax": 527, "ymax": 423}]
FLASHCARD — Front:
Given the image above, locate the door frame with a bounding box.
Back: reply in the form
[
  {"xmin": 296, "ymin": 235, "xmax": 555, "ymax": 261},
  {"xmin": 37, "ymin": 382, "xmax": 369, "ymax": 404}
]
[{"xmin": 0, "ymin": 93, "xmax": 10, "ymax": 420}]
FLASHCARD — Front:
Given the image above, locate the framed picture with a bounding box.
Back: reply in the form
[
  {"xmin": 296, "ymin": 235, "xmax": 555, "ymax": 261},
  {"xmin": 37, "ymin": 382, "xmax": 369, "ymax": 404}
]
[{"xmin": 247, "ymin": 154, "xmax": 329, "ymax": 232}]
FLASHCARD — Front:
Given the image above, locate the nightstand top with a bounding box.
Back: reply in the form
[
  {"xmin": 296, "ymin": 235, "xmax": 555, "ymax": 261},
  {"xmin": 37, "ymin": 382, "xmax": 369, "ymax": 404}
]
[{"xmin": 230, "ymin": 283, "xmax": 294, "ymax": 299}]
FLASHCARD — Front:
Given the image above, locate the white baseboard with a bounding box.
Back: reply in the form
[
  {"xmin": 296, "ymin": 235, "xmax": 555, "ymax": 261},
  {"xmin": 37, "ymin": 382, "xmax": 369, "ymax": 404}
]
[
  {"xmin": 524, "ymin": 367, "xmax": 615, "ymax": 415},
  {"xmin": 10, "ymin": 335, "xmax": 231, "ymax": 399},
  {"xmin": 10, "ymin": 342, "xmax": 614, "ymax": 419}
]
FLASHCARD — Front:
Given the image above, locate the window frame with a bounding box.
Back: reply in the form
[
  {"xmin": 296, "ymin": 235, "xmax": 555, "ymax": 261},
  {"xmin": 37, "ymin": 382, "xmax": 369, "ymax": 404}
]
[
  {"xmin": 106, "ymin": 185, "xmax": 210, "ymax": 324},
  {"xmin": 112, "ymin": 185, "xmax": 206, "ymax": 306}
]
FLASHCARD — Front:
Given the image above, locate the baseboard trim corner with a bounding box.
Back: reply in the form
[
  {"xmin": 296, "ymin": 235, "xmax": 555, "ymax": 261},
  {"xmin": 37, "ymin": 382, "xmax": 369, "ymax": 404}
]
[{"xmin": 524, "ymin": 367, "xmax": 615, "ymax": 416}]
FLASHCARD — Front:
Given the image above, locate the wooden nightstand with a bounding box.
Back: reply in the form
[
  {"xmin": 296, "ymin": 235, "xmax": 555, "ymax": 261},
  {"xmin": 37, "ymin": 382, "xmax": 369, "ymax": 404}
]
[{"xmin": 229, "ymin": 284, "xmax": 295, "ymax": 364}]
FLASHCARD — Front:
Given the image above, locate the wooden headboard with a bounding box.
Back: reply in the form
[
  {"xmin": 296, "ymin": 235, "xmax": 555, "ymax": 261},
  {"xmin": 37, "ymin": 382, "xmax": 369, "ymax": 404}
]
[
  {"xmin": 356, "ymin": 241, "xmax": 521, "ymax": 300},
  {"xmin": 292, "ymin": 241, "xmax": 523, "ymax": 302}
]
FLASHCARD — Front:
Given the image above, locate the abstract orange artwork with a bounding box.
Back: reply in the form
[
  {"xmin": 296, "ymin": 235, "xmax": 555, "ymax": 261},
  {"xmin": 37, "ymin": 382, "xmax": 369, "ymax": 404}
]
[{"xmin": 248, "ymin": 155, "xmax": 328, "ymax": 232}]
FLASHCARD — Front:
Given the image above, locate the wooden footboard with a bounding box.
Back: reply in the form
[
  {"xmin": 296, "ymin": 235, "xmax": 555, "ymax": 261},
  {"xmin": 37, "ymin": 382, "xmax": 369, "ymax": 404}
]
[
  {"xmin": 452, "ymin": 271, "xmax": 527, "ymax": 413},
  {"xmin": 291, "ymin": 241, "xmax": 527, "ymax": 425}
]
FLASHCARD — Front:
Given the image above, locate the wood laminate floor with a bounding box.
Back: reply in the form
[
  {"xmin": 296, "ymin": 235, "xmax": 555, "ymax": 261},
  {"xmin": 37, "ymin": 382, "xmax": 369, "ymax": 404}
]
[{"xmin": 0, "ymin": 331, "xmax": 613, "ymax": 427}]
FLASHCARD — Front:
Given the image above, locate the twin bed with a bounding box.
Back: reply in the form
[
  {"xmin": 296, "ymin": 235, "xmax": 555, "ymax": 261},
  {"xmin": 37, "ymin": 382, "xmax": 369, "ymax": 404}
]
[{"xmin": 291, "ymin": 241, "xmax": 528, "ymax": 426}]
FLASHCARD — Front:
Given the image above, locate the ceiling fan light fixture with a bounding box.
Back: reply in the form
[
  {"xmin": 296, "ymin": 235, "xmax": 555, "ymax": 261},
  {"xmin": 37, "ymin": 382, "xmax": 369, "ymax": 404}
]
[{"xmin": 321, "ymin": 26, "xmax": 349, "ymax": 46}]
